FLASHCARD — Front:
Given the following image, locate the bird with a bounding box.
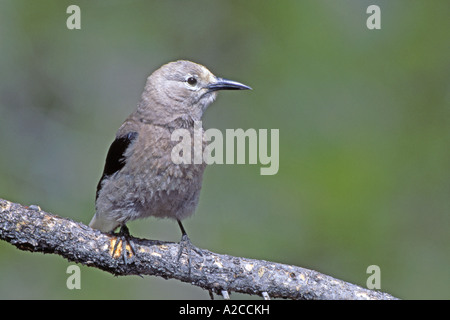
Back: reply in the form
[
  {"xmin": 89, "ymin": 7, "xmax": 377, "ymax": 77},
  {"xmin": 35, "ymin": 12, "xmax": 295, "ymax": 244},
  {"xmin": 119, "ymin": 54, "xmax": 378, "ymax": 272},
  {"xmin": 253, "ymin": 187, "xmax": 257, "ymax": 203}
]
[{"xmin": 89, "ymin": 60, "xmax": 251, "ymax": 265}]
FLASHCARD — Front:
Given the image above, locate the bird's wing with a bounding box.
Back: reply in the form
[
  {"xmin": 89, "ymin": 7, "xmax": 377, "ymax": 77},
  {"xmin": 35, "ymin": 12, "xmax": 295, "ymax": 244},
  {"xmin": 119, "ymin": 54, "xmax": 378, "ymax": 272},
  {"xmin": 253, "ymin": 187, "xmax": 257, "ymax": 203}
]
[{"xmin": 96, "ymin": 131, "xmax": 138, "ymax": 200}]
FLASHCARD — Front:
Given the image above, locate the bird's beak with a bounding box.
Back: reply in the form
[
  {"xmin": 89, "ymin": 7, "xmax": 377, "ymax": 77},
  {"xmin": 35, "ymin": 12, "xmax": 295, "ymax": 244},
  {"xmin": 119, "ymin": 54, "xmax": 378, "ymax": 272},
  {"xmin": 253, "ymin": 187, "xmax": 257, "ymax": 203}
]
[{"xmin": 207, "ymin": 77, "xmax": 252, "ymax": 92}]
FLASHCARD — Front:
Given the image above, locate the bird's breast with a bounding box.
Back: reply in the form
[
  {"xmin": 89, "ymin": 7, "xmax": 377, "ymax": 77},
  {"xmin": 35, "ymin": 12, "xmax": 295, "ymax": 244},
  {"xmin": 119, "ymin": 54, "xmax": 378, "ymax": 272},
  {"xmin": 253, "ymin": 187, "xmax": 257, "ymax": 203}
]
[{"xmin": 116, "ymin": 123, "xmax": 208, "ymax": 219}]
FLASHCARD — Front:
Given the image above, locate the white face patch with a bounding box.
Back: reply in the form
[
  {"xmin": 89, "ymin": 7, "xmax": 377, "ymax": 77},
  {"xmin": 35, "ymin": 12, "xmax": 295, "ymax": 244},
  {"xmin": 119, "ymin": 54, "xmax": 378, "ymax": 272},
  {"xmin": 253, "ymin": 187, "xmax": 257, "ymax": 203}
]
[
  {"xmin": 184, "ymin": 66, "xmax": 216, "ymax": 94},
  {"xmin": 200, "ymin": 65, "xmax": 216, "ymax": 83},
  {"xmin": 184, "ymin": 74, "xmax": 200, "ymax": 91},
  {"xmin": 200, "ymin": 91, "xmax": 217, "ymax": 113}
]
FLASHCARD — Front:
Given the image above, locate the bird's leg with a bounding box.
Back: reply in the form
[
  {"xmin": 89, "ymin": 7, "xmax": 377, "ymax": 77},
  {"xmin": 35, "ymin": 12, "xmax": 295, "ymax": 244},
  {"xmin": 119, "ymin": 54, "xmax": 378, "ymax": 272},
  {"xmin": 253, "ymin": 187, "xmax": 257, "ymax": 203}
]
[
  {"xmin": 111, "ymin": 224, "xmax": 136, "ymax": 265},
  {"xmin": 176, "ymin": 220, "xmax": 202, "ymax": 275}
]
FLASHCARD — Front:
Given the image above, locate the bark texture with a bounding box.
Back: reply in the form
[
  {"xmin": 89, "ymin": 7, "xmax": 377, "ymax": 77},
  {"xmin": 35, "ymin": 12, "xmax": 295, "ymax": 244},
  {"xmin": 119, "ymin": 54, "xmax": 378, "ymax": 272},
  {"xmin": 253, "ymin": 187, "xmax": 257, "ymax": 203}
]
[{"xmin": 0, "ymin": 198, "xmax": 397, "ymax": 300}]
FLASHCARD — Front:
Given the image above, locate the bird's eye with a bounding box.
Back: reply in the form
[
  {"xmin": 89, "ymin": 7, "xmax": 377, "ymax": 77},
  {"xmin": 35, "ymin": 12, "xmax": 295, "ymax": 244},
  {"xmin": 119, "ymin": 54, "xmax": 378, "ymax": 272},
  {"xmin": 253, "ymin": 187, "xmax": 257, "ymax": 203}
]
[{"xmin": 186, "ymin": 76, "xmax": 197, "ymax": 86}]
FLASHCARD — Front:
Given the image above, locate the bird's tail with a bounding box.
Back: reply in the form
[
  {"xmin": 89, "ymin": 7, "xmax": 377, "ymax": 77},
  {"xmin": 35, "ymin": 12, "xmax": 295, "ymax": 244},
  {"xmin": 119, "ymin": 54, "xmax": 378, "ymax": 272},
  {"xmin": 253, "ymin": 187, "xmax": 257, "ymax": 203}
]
[{"xmin": 89, "ymin": 213, "xmax": 119, "ymax": 233}]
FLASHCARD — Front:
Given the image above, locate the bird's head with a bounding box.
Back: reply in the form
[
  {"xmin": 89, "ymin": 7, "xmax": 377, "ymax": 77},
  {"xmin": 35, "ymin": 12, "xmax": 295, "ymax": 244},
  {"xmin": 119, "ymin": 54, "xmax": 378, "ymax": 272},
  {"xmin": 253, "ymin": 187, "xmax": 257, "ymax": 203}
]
[{"xmin": 139, "ymin": 60, "xmax": 251, "ymax": 124}]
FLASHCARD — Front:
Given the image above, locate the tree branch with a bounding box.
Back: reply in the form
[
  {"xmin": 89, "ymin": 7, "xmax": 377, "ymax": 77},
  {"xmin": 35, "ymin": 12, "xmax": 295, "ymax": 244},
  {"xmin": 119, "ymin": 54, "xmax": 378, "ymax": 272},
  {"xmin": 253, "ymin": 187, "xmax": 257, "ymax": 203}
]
[{"xmin": 0, "ymin": 198, "xmax": 397, "ymax": 300}]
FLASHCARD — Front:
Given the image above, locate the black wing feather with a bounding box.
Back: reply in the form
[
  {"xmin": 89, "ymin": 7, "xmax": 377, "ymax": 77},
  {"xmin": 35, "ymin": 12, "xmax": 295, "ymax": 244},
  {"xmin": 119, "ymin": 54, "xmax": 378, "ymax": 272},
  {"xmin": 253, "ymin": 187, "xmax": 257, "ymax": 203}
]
[{"xmin": 96, "ymin": 132, "xmax": 138, "ymax": 200}]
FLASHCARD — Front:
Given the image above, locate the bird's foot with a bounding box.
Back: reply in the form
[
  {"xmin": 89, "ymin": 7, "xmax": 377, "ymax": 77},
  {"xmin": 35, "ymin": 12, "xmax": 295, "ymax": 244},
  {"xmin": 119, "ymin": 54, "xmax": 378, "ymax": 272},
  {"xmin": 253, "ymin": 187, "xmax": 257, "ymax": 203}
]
[
  {"xmin": 111, "ymin": 225, "xmax": 136, "ymax": 265},
  {"xmin": 177, "ymin": 234, "xmax": 202, "ymax": 276}
]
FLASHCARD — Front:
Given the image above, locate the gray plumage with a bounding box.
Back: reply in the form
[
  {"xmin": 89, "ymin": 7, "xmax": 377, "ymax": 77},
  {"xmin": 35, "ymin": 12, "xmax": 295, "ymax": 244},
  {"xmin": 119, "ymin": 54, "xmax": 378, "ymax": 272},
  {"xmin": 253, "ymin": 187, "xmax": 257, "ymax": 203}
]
[{"xmin": 89, "ymin": 60, "xmax": 251, "ymax": 235}]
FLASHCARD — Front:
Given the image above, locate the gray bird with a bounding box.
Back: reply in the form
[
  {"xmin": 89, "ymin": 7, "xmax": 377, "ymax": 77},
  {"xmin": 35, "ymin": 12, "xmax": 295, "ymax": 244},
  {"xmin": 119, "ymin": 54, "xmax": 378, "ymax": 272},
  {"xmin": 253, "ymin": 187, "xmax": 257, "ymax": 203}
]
[{"xmin": 89, "ymin": 60, "xmax": 251, "ymax": 263}]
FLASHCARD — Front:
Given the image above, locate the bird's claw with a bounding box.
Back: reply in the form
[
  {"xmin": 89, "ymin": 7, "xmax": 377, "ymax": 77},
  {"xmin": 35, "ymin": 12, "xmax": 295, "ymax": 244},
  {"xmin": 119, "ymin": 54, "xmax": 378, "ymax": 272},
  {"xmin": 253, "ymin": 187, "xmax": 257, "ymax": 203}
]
[
  {"xmin": 177, "ymin": 234, "xmax": 202, "ymax": 276},
  {"xmin": 111, "ymin": 225, "xmax": 136, "ymax": 265}
]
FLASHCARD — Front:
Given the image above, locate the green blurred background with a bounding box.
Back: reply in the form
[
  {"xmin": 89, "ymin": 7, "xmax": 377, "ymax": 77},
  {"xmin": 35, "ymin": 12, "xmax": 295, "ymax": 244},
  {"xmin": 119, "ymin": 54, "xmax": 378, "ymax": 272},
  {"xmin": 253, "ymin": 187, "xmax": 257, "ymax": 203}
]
[{"xmin": 0, "ymin": 0, "xmax": 449, "ymax": 299}]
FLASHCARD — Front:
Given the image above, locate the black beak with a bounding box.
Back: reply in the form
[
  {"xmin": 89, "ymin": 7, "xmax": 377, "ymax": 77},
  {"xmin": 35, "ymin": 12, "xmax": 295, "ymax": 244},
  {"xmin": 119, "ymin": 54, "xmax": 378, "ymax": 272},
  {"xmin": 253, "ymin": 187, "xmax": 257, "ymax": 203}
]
[{"xmin": 207, "ymin": 77, "xmax": 252, "ymax": 92}]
